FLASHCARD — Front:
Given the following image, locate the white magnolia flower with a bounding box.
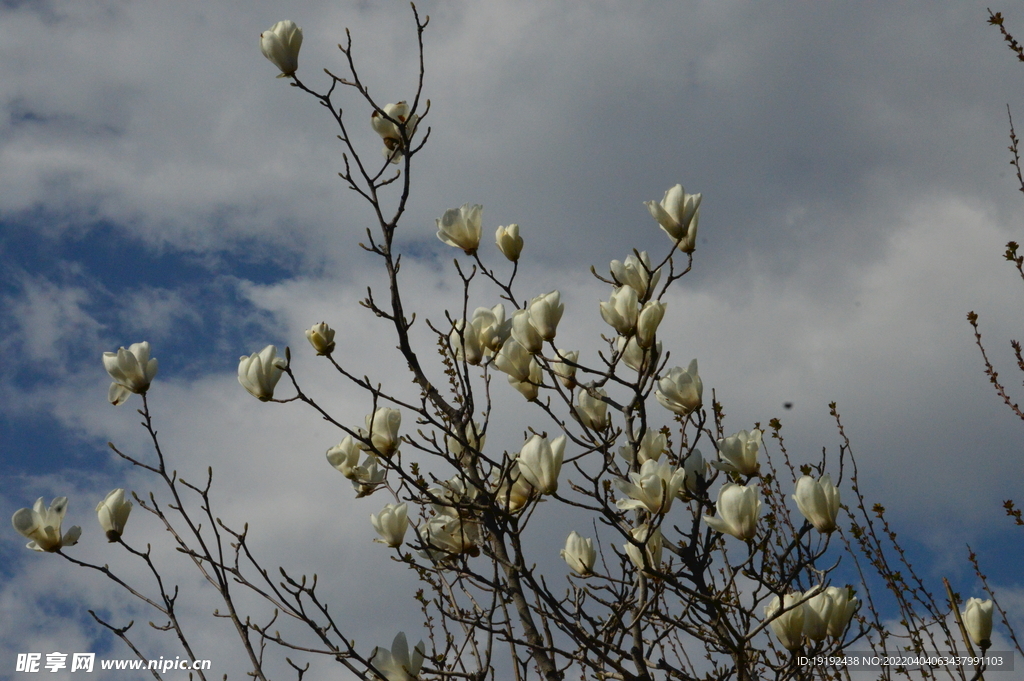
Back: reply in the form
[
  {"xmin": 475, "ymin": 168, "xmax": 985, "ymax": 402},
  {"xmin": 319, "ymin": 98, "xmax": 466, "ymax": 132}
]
[
  {"xmin": 351, "ymin": 455, "xmax": 386, "ymax": 498},
  {"xmin": 551, "ymin": 349, "xmax": 579, "ymax": 389},
  {"xmin": 371, "ymin": 101, "xmax": 419, "ymax": 164},
  {"xmin": 103, "ymin": 341, "xmax": 158, "ymax": 406},
  {"xmin": 517, "ymin": 435, "xmax": 565, "ymax": 495},
  {"xmin": 824, "ymin": 586, "xmax": 859, "ymax": 639},
  {"xmin": 96, "ymin": 489, "xmax": 132, "ymax": 542},
  {"xmin": 418, "ymin": 514, "xmax": 480, "ymax": 558},
  {"xmin": 494, "ymin": 464, "xmax": 535, "ymax": 512},
  {"xmin": 475, "ymin": 304, "xmax": 511, "ymax": 354},
  {"xmin": 600, "ymin": 285, "xmax": 639, "ymax": 335},
  {"xmin": 507, "ymin": 358, "xmax": 543, "ymax": 401},
  {"xmin": 802, "ymin": 586, "xmax": 834, "ymax": 642},
  {"xmin": 561, "ymin": 531, "xmax": 596, "ymax": 576},
  {"xmin": 446, "ymin": 423, "xmax": 485, "ymax": 466},
  {"xmin": 305, "ymin": 322, "xmax": 336, "ymax": 355},
  {"xmin": 363, "ymin": 407, "xmax": 402, "ymax": 457},
  {"xmin": 436, "ymin": 203, "xmax": 483, "ymax": 254},
  {"xmin": 576, "ymin": 387, "xmax": 609, "ymax": 430},
  {"xmin": 495, "ymin": 224, "xmax": 524, "ymax": 261},
  {"xmin": 12, "ymin": 497, "xmax": 81, "ymax": 552},
  {"xmin": 238, "ymin": 345, "xmax": 288, "ymax": 401},
  {"xmin": 624, "ymin": 524, "xmax": 663, "ymax": 573},
  {"xmin": 615, "ymin": 459, "xmax": 686, "ymax": 515},
  {"xmin": 511, "ymin": 309, "xmax": 544, "ymax": 354},
  {"xmin": 619, "ymin": 428, "xmax": 667, "ymax": 467},
  {"xmin": 645, "ymin": 184, "xmax": 701, "ymax": 253},
  {"xmin": 260, "ymin": 20, "xmax": 303, "ymax": 77},
  {"xmin": 765, "ymin": 592, "xmax": 806, "ymax": 651},
  {"xmin": 429, "ymin": 476, "xmax": 479, "ymax": 519},
  {"xmin": 494, "ymin": 339, "xmax": 533, "ymax": 381},
  {"xmin": 703, "ymin": 483, "xmax": 760, "ymax": 541},
  {"xmin": 617, "ymin": 335, "xmax": 661, "ymax": 373},
  {"xmin": 680, "ymin": 449, "xmax": 708, "ymax": 493},
  {"xmin": 528, "ymin": 291, "xmax": 563, "ymax": 342},
  {"xmin": 656, "ymin": 360, "xmax": 703, "ymax": 416},
  {"xmin": 610, "ymin": 251, "xmax": 661, "ymax": 301},
  {"xmin": 713, "ymin": 429, "xmax": 762, "ymax": 476},
  {"xmin": 793, "ymin": 474, "xmax": 841, "ymax": 533},
  {"xmin": 636, "ymin": 300, "xmax": 666, "ymax": 349},
  {"xmin": 963, "ymin": 598, "xmax": 994, "ymax": 648},
  {"xmin": 371, "ymin": 503, "xmax": 409, "ymax": 548},
  {"xmin": 495, "ymin": 339, "xmax": 543, "ymax": 400},
  {"xmin": 453, "ymin": 306, "xmax": 510, "ymax": 365},
  {"xmin": 449, "ymin": 319, "xmax": 484, "ymax": 365},
  {"xmin": 327, "ymin": 436, "xmax": 365, "ymax": 479},
  {"xmin": 370, "ymin": 632, "xmax": 426, "ymax": 681}
]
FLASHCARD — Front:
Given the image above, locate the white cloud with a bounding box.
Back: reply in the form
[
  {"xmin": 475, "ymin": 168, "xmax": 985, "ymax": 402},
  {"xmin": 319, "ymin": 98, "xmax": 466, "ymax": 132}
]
[
  {"xmin": 116, "ymin": 287, "xmax": 202, "ymax": 339},
  {"xmin": 4, "ymin": 274, "xmax": 101, "ymax": 365}
]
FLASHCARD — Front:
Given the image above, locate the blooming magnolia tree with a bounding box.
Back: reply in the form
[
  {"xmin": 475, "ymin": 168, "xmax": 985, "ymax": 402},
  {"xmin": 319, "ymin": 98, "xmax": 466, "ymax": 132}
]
[{"xmin": 13, "ymin": 7, "xmax": 1017, "ymax": 681}]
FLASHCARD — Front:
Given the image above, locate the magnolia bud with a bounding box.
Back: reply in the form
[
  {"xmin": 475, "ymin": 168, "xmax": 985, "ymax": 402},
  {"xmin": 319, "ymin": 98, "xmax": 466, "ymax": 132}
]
[
  {"xmin": 576, "ymin": 387, "xmax": 609, "ymax": 430},
  {"xmin": 495, "ymin": 224, "xmax": 524, "ymax": 261},
  {"xmin": 260, "ymin": 20, "xmax": 303, "ymax": 78},
  {"xmin": 528, "ymin": 291, "xmax": 563, "ymax": 341},
  {"xmin": 645, "ymin": 184, "xmax": 700, "ymax": 253},
  {"xmin": 624, "ymin": 524, "xmax": 662, "ymax": 573},
  {"xmin": 963, "ymin": 598, "xmax": 994, "ymax": 649},
  {"xmin": 636, "ymin": 300, "xmax": 666, "ymax": 348},
  {"xmin": 825, "ymin": 586, "xmax": 859, "ymax": 638},
  {"xmin": 802, "ymin": 587, "xmax": 834, "ymax": 642},
  {"xmin": 517, "ymin": 435, "xmax": 565, "ymax": 495},
  {"xmin": 600, "ymin": 286, "xmax": 639, "ymax": 335},
  {"xmin": 765, "ymin": 593, "xmax": 806, "ymax": 651},
  {"xmin": 363, "ymin": 407, "xmax": 402, "ymax": 457},
  {"xmin": 561, "ymin": 531, "xmax": 596, "ymax": 576},
  {"xmin": 793, "ymin": 474, "xmax": 841, "ymax": 533},
  {"xmin": 96, "ymin": 489, "xmax": 132, "ymax": 542},
  {"xmin": 305, "ymin": 322, "xmax": 336, "ymax": 356},
  {"xmin": 551, "ymin": 349, "xmax": 579, "ymax": 388},
  {"xmin": 371, "ymin": 503, "xmax": 409, "ymax": 548}
]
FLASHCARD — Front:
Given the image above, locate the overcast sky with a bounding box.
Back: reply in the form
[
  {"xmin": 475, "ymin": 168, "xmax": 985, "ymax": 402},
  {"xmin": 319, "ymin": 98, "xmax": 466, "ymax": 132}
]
[{"xmin": 3, "ymin": 0, "xmax": 1024, "ymax": 677}]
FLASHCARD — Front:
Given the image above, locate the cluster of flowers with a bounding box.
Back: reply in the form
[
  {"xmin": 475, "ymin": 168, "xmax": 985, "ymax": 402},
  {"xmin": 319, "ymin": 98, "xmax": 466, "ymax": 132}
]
[
  {"xmin": 257, "ymin": 12, "xmax": 769, "ymax": 574},
  {"xmin": 12, "ymin": 490, "xmax": 131, "ymax": 552},
  {"xmin": 15, "ymin": 330, "xmax": 860, "ymax": 661},
  {"xmin": 11, "ymin": 346, "xmax": 139, "ymax": 550},
  {"xmin": 11, "ymin": 26, "xmax": 998, "ymax": 680},
  {"xmin": 327, "ymin": 419, "xmax": 567, "ymax": 556},
  {"xmin": 404, "ymin": 191, "xmax": 879, "ymax": 651},
  {"xmin": 766, "ymin": 589, "xmax": 994, "ymax": 653},
  {"xmin": 236, "ymin": 76, "xmax": 860, "ymax": 651},
  {"xmin": 326, "ymin": 408, "xmax": 401, "ymax": 498},
  {"xmin": 764, "ymin": 586, "xmax": 861, "ymax": 650},
  {"xmin": 434, "ymin": 201, "xmax": 699, "ymax": 409}
]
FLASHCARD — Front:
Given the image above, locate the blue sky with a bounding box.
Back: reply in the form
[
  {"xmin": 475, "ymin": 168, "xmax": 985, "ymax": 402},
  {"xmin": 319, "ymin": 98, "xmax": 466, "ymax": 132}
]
[{"xmin": 3, "ymin": 0, "xmax": 1024, "ymax": 677}]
